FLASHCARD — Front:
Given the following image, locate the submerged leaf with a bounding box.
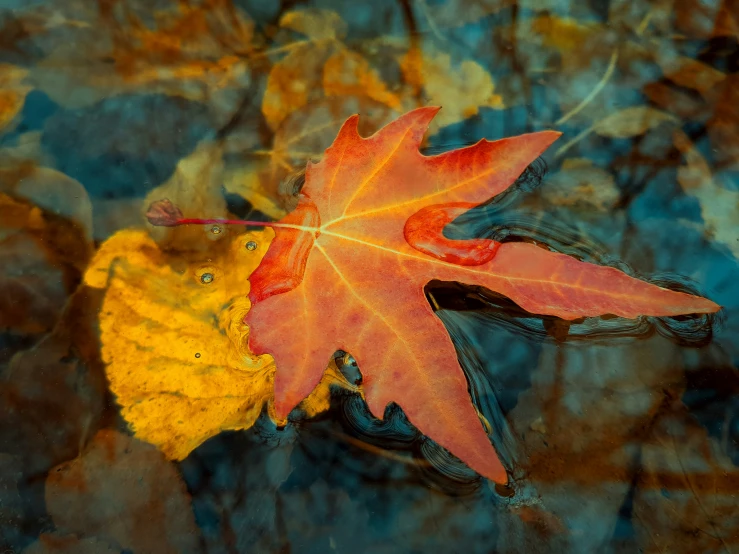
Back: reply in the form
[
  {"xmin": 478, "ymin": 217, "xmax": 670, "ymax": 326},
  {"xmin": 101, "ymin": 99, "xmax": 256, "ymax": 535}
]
[
  {"xmin": 323, "ymin": 49, "xmax": 401, "ymax": 110},
  {"xmin": 31, "ymin": 0, "xmax": 254, "ymax": 115},
  {"xmin": 541, "ymin": 158, "xmax": 620, "ymax": 212},
  {"xmin": 262, "ymin": 39, "xmax": 336, "ymax": 132},
  {"xmin": 23, "ymin": 533, "xmax": 121, "ymax": 554},
  {"xmin": 0, "ymin": 192, "xmax": 90, "ymax": 340},
  {"xmin": 655, "ymin": 53, "xmax": 726, "ymax": 98},
  {"xmin": 708, "ymin": 74, "xmax": 739, "ymax": 171},
  {"xmin": 674, "ymin": 130, "xmax": 739, "ymax": 259},
  {"xmin": 399, "ymin": 46, "xmax": 504, "ymax": 130},
  {"xmin": 143, "ymin": 141, "xmax": 228, "ymax": 251},
  {"xmin": 262, "ymin": 9, "xmax": 399, "ymax": 132},
  {"xmin": 46, "ymin": 430, "xmax": 203, "ymax": 554},
  {"xmin": 633, "ymin": 412, "xmax": 739, "ymax": 553},
  {"xmin": 0, "ymin": 64, "xmax": 31, "ymax": 132},
  {"xmin": 279, "ymin": 8, "xmax": 347, "ymax": 41},
  {"xmin": 231, "ymin": 98, "xmax": 396, "ymax": 215},
  {"xmin": 592, "ymin": 106, "xmax": 678, "ymax": 139}
]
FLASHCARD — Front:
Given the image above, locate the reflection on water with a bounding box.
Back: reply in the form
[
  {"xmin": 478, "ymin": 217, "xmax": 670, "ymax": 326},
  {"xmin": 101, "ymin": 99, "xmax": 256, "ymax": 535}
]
[{"xmin": 1, "ymin": 0, "xmax": 738, "ymax": 552}]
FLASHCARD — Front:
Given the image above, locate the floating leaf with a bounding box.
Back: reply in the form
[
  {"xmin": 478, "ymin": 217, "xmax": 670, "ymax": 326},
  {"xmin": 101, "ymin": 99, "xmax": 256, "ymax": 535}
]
[
  {"xmin": 226, "ymin": 109, "xmax": 718, "ymax": 483},
  {"xmin": 85, "ymin": 228, "xmax": 348, "ymax": 460},
  {"xmin": 84, "ymin": 228, "xmax": 274, "ymax": 460}
]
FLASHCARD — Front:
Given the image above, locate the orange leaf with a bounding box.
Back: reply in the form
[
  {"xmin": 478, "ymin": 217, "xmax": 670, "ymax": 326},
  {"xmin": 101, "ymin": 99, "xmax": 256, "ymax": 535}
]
[{"xmin": 242, "ymin": 108, "xmax": 720, "ymax": 483}]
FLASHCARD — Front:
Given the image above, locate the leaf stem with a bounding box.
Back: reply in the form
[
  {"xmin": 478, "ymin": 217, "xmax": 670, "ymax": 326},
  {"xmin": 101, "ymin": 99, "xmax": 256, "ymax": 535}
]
[{"xmin": 175, "ymin": 217, "xmax": 283, "ymax": 227}]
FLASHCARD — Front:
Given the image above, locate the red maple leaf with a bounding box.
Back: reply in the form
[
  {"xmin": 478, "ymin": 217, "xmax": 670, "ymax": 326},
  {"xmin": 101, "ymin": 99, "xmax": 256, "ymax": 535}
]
[{"xmin": 149, "ymin": 107, "xmax": 719, "ymax": 483}]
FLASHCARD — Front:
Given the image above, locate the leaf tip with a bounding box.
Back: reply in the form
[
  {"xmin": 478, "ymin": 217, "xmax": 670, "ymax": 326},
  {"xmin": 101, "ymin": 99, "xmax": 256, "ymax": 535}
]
[
  {"xmin": 273, "ymin": 397, "xmax": 293, "ymax": 422},
  {"xmin": 337, "ymin": 113, "xmax": 361, "ymax": 140}
]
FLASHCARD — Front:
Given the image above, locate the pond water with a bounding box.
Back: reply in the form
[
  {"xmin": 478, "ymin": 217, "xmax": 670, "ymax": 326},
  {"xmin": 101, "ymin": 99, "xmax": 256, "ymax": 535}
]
[{"xmin": 1, "ymin": 0, "xmax": 738, "ymax": 553}]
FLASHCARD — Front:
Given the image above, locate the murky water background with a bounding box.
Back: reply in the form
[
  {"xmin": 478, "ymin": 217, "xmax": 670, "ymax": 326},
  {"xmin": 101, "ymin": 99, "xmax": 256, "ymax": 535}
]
[{"xmin": 1, "ymin": 0, "xmax": 738, "ymax": 553}]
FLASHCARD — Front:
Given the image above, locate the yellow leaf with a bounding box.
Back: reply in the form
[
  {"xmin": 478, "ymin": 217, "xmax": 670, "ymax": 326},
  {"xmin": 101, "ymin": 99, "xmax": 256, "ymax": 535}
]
[
  {"xmin": 531, "ymin": 14, "xmax": 603, "ymax": 54},
  {"xmin": 85, "ymin": 227, "xmax": 345, "ymax": 460},
  {"xmin": 85, "ymin": 226, "xmax": 354, "ymax": 459},
  {"xmin": 261, "ymin": 9, "xmax": 348, "ymax": 130},
  {"xmin": 592, "ymin": 106, "xmax": 679, "ymax": 138}
]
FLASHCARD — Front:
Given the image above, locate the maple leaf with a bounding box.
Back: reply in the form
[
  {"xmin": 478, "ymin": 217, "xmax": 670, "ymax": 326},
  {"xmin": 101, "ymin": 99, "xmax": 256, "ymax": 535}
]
[{"xmin": 151, "ymin": 108, "xmax": 719, "ymax": 483}]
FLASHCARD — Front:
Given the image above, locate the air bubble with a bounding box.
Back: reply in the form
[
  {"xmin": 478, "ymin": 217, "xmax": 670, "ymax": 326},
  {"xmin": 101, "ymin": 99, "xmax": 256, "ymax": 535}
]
[
  {"xmin": 246, "ymin": 241, "xmax": 257, "ymax": 251},
  {"xmin": 200, "ymin": 273, "xmax": 214, "ymax": 284},
  {"xmin": 195, "ymin": 353, "xmax": 201, "ymax": 358},
  {"xmin": 210, "ymin": 225, "xmax": 223, "ymax": 235}
]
